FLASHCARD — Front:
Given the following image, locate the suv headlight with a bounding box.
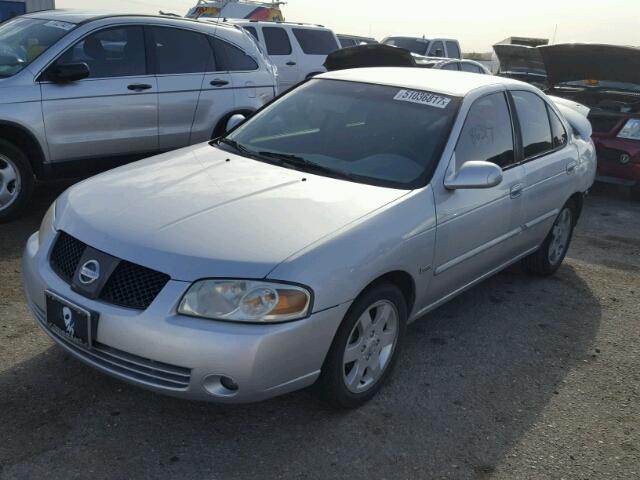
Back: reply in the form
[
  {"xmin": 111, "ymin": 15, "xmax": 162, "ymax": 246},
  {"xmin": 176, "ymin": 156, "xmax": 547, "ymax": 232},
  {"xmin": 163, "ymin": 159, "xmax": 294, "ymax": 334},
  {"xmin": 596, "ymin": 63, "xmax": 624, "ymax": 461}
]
[
  {"xmin": 617, "ymin": 119, "xmax": 640, "ymax": 140},
  {"xmin": 178, "ymin": 280, "xmax": 312, "ymax": 323},
  {"xmin": 38, "ymin": 201, "xmax": 56, "ymax": 247}
]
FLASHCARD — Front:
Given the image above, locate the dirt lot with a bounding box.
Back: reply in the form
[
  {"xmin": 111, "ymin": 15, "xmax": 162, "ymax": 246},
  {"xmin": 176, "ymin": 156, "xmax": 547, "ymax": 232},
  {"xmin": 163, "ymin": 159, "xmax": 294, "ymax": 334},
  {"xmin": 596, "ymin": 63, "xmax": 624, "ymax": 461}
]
[{"xmin": 0, "ymin": 182, "xmax": 639, "ymax": 480}]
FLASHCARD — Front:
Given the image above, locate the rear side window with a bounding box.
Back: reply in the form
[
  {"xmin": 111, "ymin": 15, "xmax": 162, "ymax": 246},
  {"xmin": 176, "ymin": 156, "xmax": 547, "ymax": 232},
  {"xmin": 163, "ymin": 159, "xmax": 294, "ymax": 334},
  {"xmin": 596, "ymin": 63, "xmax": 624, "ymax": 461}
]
[
  {"xmin": 243, "ymin": 26, "xmax": 259, "ymax": 42},
  {"xmin": 446, "ymin": 41, "xmax": 461, "ymax": 59},
  {"xmin": 293, "ymin": 28, "xmax": 339, "ymax": 55},
  {"xmin": 58, "ymin": 26, "xmax": 146, "ymax": 78},
  {"xmin": 427, "ymin": 40, "xmax": 444, "ymax": 57},
  {"xmin": 150, "ymin": 27, "xmax": 211, "ymax": 74},
  {"xmin": 511, "ymin": 91, "xmax": 553, "ymax": 158},
  {"xmin": 211, "ymin": 38, "xmax": 258, "ymax": 71},
  {"xmin": 339, "ymin": 38, "xmax": 356, "ymax": 48},
  {"xmin": 548, "ymin": 106, "xmax": 568, "ymax": 148},
  {"xmin": 460, "ymin": 62, "xmax": 482, "ymax": 74},
  {"xmin": 455, "ymin": 92, "xmax": 515, "ymax": 169},
  {"xmin": 441, "ymin": 62, "xmax": 459, "ymax": 71},
  {"xmin": 263, "ymin": 27, "xmax": 291, "ymax": 55}
]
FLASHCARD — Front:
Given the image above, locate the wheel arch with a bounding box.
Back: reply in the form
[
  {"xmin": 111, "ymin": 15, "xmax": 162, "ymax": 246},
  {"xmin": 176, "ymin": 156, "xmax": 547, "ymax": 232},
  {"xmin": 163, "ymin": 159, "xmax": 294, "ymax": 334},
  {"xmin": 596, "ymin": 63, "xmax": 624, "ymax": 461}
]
[
  {"xmin": 567, "ymin": 191, "xmax": 584, "ymax": 223},
  {"xmin": 0, "ymin": 121, "xmax": 46, "ymax": 178},
  {"xmin": 357, "ymin": 270, "xmax": 416, "ymax": 317}
]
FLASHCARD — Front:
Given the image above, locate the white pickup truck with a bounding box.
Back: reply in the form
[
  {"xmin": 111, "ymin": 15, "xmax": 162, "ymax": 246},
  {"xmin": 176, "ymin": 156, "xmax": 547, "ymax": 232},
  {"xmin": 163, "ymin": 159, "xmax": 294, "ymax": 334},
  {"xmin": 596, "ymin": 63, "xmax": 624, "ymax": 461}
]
[{"xmin": 382, "ymin": 36, "xmax": 462, "ymax": 59}]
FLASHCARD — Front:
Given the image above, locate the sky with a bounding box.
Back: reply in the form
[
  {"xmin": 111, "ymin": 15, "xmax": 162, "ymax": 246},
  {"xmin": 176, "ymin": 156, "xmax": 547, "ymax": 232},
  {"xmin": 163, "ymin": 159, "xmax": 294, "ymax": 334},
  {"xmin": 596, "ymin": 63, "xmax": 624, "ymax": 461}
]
[{"xmin": 57, "ymin": 0, "xmax": 640, "ymax": 52}]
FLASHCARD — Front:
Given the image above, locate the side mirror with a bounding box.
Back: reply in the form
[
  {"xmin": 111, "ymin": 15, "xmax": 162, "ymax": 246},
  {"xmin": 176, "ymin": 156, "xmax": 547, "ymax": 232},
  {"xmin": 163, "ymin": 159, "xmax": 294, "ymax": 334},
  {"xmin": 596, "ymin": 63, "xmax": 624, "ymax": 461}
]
[
  {"xmin": 47, "ymin": 62, "xmax": 90, "ymax": 83},
  {"xmin": 226, "ymin": 114, "xmax": 247, "ymax": 133},
  {"xmin": 444, "ymin": 161, "xmax": 503, "ymax": 190}
]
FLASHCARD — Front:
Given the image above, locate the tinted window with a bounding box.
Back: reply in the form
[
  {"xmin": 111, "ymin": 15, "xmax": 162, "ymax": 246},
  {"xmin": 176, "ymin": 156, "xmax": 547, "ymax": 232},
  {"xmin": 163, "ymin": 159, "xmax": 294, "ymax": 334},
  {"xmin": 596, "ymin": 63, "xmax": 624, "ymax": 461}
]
[
  {"xmin": 211, "ymin": 38, "xmax": 258, "ymax": 71},
  {"xmin": 339, "ymin": 37, "xmax": 356, "ymax": 48},
  {"xmin": 512, "ymin": 91, "xmax": 553, "ymax": 158},
  {"xmin": 427, "ymin": 41, "xmax": 444, "ymax": 57},
  {"xmin": 441, "ymin": 62, "xmax": 459, "ymax": 71},
  {"xmin": 460, "ymin": 62, "xmax": 482, "ymax": 73},
  {"xmin": 456, "ymin": 92, "xmax": 515, "ymax": 169},
  {"xmin": 293, "ymin": 28, "xmax": 339, "ymax": 55},
  {"xmin": 150, "ymin": 27, "xmax": 211, "ymax": 74},
  {"xmin": 243, "ymin": 26, "xmax": 259, "ymax": 42},
  {"xmin": 58, "ymin": 26, "xmax": 145, "ymax": 78},
  {"xmin": 446, "ymin": 41, "xmax": 461, "ymax": 59},
  {"xmin": 263, "ymin": 27, "xmax": 291, "ymax": 55},
  {"xmin": 548, "ymin": 105, "xmax": 568, "ymax": 148},
  {"xmin": 228, "ymin": 79, "xmax": 460, "ymax": 188},
  {"xmin": 383, "ymin": 37, "xmax": 428, "ymax": 55}
]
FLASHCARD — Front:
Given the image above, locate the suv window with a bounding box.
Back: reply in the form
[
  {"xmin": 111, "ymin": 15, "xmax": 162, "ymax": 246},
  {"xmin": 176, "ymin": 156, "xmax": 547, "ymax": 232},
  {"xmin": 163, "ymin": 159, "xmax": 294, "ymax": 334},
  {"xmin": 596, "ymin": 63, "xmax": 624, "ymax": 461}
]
[
  {"xmin": 445, "ymin": 41, "xmax": 460, "ymax": 59},
  {"xmin": 263, "ymin": 27, "xmax": 292, "ymax": 55},
  {"xmin": 211, "ymin": 38, "xmax": 258, "ymax": 71},
  {"xmin": 150, "ymin": 27, "xmax": 211, "ymax": 74},
  {"xmin": 384, "ymin": 37, "xmax": 428, "ymax": 55},
  {"xmin": 461, "ymin": 62, "xmax": 482, "ymax": 73},
  {"xmin": 339, "ymin": 38, "xmax": 356, "ymax": 48},
  {"xmin": 427, "ymin": 40, "xmax": 445, "ymax": 57},
  {"xmin": 243, "ymin": 26, "xmax": 259, "ymax": 42},
  {"xmin": 58, "ymin": 26, "xmax": 145, "ymax": 78},
  {"xmin": 455, "ymin": 92, "xmax": 515, "ymax": 169},
  {"xmin": 292, "ymin": 28, "xmax": 339, "ymax": 55},
  {"xmin": 511, "ymin": 91, "xmax": 553, "ymax": 158},
  {"xmin": 548, "ymin": 106, "xmax": 568, "ymax": 148}
]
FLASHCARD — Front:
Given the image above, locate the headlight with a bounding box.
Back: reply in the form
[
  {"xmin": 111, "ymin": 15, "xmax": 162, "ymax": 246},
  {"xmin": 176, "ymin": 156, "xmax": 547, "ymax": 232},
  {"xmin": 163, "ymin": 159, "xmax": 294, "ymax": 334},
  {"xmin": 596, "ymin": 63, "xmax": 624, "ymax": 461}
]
[
  {"xmin": 617, "ymin": 119, "xmax": 640, "ymax": 140},
  {"xmin": 178, "ymin": 280, "xmax": 312, "ymax": 323},
  {"xmin": 38, "ymin": 201, "xmax": 56, "ymax": 247}
]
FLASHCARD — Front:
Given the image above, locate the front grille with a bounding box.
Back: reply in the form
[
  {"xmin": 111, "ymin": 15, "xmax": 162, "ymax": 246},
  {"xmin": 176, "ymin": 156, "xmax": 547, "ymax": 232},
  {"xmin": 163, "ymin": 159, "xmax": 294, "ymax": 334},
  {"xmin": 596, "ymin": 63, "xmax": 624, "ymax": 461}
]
[
  {"xmin": 50, "ymin": 232, "xmax": 86, "ymax": 282},
  {"xmin": 589, "ymin": 114, "xmax": 622, "ymax": 134},
  {"xmin": 31, "ymin": 302, "xmax": 191, "ymax": 390},
  {"xmin": 100, "ymin": 261, "xmax": 170, "ymax": 310},
  {"xmin": 49, "ymin": 232, "xmax": 170, "ymax": 310}
]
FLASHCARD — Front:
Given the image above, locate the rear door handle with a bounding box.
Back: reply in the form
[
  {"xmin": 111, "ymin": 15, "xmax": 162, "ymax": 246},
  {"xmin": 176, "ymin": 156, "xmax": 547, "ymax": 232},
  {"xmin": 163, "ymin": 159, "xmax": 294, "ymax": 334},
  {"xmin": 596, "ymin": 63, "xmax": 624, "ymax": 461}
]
[
  {"xmin": 510, "ymin": 183, "xmax": 524, "ymax": 198},
  {"xmin": 127, "ymin": 83, "xmax": 152, "ymax": 92},
  {"xmin": 566, "ymin": 160, "xmax": 578, "ymax": 174},
  {"xmin": 210, "ymin": 79, "xmax": 229, "ymax": 87},
  {"xmin": 286, "ymin": 61, "xmax": 297, "ymax": 66}
]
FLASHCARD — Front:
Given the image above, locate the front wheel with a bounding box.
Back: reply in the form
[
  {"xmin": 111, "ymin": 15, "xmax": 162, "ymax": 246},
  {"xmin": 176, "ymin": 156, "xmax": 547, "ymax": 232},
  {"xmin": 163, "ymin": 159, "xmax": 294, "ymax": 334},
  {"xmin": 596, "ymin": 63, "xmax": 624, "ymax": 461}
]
[
  {"xmin": 522, "ymin": 201, "xmax": 576, "ymax": 276},
  {"xmin": 0, "ymin": 140, "xmax": 34, "ymax": 223},
  {"xmin": 316, "ymin": 283, "xmax": 407, "ymax": 409}
]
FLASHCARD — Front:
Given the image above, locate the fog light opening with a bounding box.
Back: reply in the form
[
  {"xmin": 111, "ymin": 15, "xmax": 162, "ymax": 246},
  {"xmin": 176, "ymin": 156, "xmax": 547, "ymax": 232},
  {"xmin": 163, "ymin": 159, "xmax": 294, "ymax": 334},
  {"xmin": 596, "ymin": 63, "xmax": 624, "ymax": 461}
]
[{"xmin": 202, "ymin": 374, "xmax": 240, "ymax": 397}]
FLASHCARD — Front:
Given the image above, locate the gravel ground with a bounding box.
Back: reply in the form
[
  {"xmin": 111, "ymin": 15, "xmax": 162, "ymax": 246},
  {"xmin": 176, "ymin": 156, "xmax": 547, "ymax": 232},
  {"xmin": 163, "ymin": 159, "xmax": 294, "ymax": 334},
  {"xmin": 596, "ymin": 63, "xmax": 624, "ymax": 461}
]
[{"xmin": 0, "ymin": 182, "xmax": 638, "ymax": 480}]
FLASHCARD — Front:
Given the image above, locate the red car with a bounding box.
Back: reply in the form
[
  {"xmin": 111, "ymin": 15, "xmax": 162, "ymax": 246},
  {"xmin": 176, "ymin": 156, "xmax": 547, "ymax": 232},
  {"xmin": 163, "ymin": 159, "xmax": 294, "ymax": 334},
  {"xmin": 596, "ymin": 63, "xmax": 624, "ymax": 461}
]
[{"xmin": 540, "ymin": 44, "xmax": 640, "ymax": 199}]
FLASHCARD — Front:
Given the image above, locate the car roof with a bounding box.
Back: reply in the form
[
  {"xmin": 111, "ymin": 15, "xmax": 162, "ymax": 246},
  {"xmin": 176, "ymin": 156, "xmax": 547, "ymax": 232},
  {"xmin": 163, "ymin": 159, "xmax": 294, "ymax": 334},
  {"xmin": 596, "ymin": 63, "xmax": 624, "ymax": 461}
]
[
  {"xmin": 319, "ymin": 67, "xmax": 520, "ymax": 96},
  {"xmin": 223, "ymin": 19, "xmax": 329, "ymax": 29}
]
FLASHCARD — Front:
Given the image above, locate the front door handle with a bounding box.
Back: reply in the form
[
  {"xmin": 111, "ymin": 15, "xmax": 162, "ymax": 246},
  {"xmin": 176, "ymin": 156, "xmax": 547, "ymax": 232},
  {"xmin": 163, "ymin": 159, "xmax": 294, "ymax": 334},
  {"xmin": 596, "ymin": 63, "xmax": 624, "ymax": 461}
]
[
  {"xmin": 510, "ymin": 183, "xmax": 524, "ymax": 198},
  {"xmin": 210, "ymin": 79, "xmax": 229, "ymax": 87},
  {"xmin": 127, "ymin": 83, "xmax": 152, "ymax": 92},
  {"xmin": 286, "ymin": 61, "xmax": 297, "ymax": 66},
  {"xmin": 566, "ymin": 160, "xmax": 578, "ymax": 174}
]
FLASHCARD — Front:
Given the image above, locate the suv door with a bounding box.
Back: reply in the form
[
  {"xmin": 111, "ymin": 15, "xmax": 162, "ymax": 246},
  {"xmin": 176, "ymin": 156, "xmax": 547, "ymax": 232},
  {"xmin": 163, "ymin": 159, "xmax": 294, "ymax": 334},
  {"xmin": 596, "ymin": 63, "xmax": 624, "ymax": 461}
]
[
  {"xmin": 147, "ymin": 26, "xmax": 213, "ymax": 151},
  {"xmin": 41, "ymin": 25, "xmax": 158, "ymax": 163},
  {"xmin": 261, "ymin": 26, "xmax": 298, "ymax": 91},
  {"xmin": 509, "ymin": 90, "xmax": 576, "ymax": 251},
  {"xmin": 430, "ymin": 91, "xmax": 526, "ymax": 302},
  {"xmin": 291, "ymin": 27, "xmax": 339, "ymax": 76}
]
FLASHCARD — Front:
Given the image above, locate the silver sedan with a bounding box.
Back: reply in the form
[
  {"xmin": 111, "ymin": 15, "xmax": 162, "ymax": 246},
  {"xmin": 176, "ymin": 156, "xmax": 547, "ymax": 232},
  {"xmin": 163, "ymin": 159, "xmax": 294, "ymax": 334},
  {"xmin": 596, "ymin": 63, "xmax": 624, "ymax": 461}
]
[{"xmin": 23, "ymin": 68, "xmax": 596, "ymax": 408}]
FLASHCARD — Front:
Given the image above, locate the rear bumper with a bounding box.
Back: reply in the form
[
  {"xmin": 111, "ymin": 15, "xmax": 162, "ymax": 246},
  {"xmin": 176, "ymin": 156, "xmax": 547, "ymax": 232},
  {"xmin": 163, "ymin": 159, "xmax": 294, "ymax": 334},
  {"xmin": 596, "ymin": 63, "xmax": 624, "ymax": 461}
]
[{"xmin": 23, "ymin": 231, "xmax": 348, "ymax": 403}]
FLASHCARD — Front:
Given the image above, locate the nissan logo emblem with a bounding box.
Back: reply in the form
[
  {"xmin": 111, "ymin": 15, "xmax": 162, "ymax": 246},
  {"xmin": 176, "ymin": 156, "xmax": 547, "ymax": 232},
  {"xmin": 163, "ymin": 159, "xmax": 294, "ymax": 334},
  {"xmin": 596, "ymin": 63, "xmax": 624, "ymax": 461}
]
[{"xmin": 79, "ymin": 260, "xmax": 100, "ymax": 285}]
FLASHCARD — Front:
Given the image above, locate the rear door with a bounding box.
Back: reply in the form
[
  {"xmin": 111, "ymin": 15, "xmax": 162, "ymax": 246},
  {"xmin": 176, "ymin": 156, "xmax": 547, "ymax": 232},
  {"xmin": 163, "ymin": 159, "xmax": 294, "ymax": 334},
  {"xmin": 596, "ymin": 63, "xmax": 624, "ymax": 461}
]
[
  {"xmin": 147, "ymin": 26, "xmax": 212, "ymax": 151},
  {"xmin": 261, "ymin": 25, "xmax": 299, "ymax": 91},
  {"xmin": 430, "ymin": 91, "xmax": 526, "ymax": 302},
  {"xmin": 509, "ymin": 90, "xmax": 576, "ymax": 251},
  {"xmin": 291, "ymin": 27, "xmax": 340, "ymax": 77},
  {"xmin": 41, "ymin": 25, "xmax": 158, "ymax": 163}
]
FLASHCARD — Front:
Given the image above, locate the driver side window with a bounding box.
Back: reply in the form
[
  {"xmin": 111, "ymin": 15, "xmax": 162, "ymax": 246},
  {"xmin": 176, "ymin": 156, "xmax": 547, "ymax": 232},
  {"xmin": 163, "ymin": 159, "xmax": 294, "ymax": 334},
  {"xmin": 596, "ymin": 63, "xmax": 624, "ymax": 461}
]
[
  {"xmin": 455, "ymin": 92, "xmax": 515, "ymax": 170},
  {"xmin": 56, "ymin": 26, "xmax": 146, "ymax": 79}
]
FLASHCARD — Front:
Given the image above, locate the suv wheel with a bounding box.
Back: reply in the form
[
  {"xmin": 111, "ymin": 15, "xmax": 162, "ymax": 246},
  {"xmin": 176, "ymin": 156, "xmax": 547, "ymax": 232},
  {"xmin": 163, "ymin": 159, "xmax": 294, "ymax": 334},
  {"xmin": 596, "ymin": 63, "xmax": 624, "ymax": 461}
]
[
  {"xmin": 522, "ymin": 200, "xmax": 576, "ymax": 276},
  {"xmin": 316, "ymin": 283, "xmax": 407, "ymax": 409},
  {"xmin": 0, "ymin": 140, "xmax": 34, "ymax": 223}
]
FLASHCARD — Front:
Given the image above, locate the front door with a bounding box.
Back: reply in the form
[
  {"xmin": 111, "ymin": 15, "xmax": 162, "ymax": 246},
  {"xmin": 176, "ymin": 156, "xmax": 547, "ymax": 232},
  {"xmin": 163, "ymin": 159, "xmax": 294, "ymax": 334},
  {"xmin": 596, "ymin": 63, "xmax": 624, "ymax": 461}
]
[
  {"xmin": 41, "ymin": 25, "xmax": 158, "ymax": 163},
  {"xmin": 429, "ymin": 91, "xmax": 525, "ymax": 303}
]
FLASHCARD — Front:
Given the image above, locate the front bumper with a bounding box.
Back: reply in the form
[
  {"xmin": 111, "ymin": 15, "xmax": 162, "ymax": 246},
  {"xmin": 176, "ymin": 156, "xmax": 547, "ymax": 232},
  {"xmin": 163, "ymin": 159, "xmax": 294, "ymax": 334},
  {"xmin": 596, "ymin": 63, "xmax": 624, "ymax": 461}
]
[{"xmin": 22, "ymin": 232, "xmax": 348, "ymax": 403}]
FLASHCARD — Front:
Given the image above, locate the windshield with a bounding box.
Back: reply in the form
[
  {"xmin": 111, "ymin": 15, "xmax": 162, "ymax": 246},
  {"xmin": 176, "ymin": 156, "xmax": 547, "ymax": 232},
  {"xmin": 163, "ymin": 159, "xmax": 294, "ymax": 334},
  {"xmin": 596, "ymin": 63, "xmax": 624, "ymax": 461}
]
[
  {"xmin": 556, "ymin": 80, "xmax": 640, "ymax": 93},
  {"xmin": 0, "ymin": 18, "xmax": 75, "ymax": 78},
  {"xmin": 383, "ymin": 37, "xmax": 429, "ymax": 55},
  {"xmin": 224, "ymin": 79, "xmax": 460, "ymax": 189}
]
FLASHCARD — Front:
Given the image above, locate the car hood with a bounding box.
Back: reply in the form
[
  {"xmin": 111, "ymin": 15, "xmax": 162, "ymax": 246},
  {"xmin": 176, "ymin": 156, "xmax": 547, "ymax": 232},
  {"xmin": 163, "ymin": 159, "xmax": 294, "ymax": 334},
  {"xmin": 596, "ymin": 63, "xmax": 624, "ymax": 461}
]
[
  {"xmin": 493, "ymin": 44, "xmax": 546, "ymax": 76},
  {"xmin": 56, "ymin": 143, "xmax": 409, "ymax": 281},
  {"xmin": 539, "ymin": 44, "xmax": 640, "ymax": 86}
]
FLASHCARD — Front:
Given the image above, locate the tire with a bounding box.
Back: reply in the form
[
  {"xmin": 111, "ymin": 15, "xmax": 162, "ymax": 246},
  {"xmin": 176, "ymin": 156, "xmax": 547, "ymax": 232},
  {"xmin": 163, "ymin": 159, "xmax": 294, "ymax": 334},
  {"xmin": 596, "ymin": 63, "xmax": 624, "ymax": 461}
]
[
  {"xmin": 0, "ymin": 139, "xmax": 34, "ymax": 223},
  {"xmin": 631, "ymin": 185, "xmax": 640, "ymax": 202},
  {"xmin": 316, "ymin": 283, "xmax": 407, "ymax": 409},
  {"xmin": 522, "ymin": 200, "xmax": 576, "ymax": 276}
]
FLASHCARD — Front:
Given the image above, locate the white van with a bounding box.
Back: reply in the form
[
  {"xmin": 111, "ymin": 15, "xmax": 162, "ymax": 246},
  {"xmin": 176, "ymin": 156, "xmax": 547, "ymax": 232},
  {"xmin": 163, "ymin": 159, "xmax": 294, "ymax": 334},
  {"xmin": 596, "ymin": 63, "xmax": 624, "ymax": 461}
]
[{"xmin": 228, "ymin": 21, "xmax": 340, "ymax": 92}]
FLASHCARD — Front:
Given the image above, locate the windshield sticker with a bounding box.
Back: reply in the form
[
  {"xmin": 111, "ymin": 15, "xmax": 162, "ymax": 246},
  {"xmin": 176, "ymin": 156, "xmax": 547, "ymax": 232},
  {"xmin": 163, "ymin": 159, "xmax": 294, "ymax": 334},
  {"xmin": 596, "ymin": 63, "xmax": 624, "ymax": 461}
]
[
  {"xmin": 43, "ymin": 20, "xmax": 75, "ymax": 31},
  {"xmin": 394, "ymin": 90, "xmax": 451, "ymax": 109}
]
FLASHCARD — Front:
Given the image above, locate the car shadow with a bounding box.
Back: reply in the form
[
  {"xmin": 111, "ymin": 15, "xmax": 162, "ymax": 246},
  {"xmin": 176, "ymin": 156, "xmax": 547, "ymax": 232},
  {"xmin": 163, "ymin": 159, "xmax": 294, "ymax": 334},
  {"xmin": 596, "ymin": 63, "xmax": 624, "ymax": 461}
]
[{"xmin": 0, "ymin": 261, "xmax": 600, "ymax": 479}]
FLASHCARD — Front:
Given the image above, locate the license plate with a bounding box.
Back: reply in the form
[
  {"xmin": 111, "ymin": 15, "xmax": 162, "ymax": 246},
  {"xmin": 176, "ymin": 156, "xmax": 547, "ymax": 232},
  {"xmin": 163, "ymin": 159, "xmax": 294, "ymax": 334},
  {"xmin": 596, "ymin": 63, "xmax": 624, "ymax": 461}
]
[{"xmin": 45, "ymin": 292, "xmax": 97, "ymax": 348}]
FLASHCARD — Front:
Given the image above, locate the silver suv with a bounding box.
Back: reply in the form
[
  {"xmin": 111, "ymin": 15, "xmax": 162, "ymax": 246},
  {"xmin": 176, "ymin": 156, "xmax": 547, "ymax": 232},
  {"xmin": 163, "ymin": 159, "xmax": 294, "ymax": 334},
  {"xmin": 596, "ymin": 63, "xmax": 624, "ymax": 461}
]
[{"xmin": 0, "ymin": 10, "xmax": 277, "ymax": 221}]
